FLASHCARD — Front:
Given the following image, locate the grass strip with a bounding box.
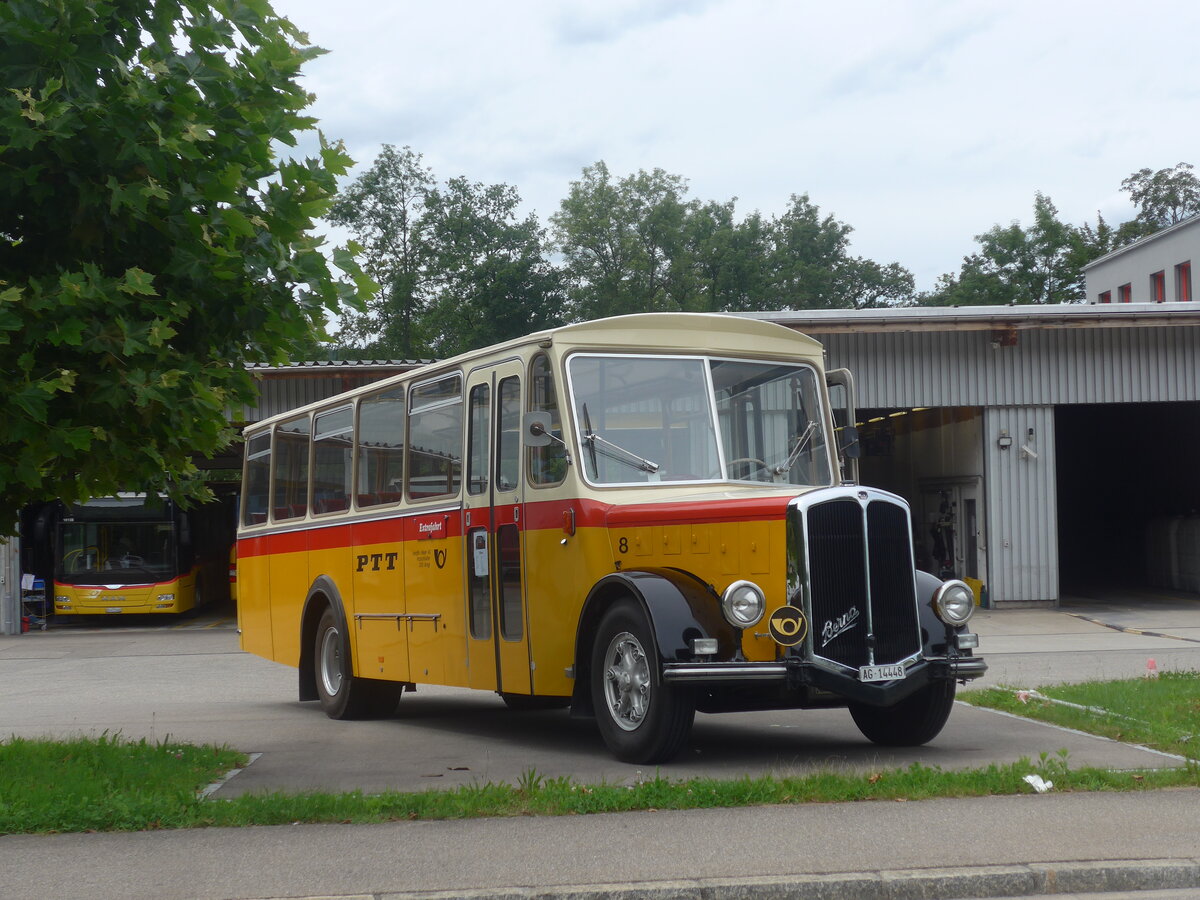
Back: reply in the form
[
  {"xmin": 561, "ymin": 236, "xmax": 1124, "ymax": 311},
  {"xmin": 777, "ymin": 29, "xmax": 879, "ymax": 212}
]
[
  {"xmin": 960, "ymin": 670, "xmax": 1200, "ymax": 762},
  {"xmin": 2, "ymin": 733, "xmax": 1197, "ymax": 835}
]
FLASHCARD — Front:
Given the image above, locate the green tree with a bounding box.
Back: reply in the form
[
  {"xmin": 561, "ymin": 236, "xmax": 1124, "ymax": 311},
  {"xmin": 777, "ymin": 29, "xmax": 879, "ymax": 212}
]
[
  {"xmin": 926, "ymin": 193, "xmax": 1081, "ymax": 305},
  {"xmin": 551, "ymin": 162, "xmax": 699, "ymax": 320},
  {"xmin": 685, "ymin": 201, "xmax": 773, "ymax": 312},
  {"xmin": 1121, "ymin": 162, "xmax": 1200, "ymax": 229},
  {"xmin": 766, "ymin": 193, "xmax": 856, "ymax": 309},
  {"xmin": 0, "ymin": 0, "xmax": 369, "ymax": 511},
  {"xmin": 838, "ymin": 258, "xmax": 915, "ymax": 309},
  {"xmin": 421, "ymin": 176, "xmax": 563, "ymax": 358},
  {"xmin": 327, "ymin": 144, "xmax": 433, "ymax": 359}
]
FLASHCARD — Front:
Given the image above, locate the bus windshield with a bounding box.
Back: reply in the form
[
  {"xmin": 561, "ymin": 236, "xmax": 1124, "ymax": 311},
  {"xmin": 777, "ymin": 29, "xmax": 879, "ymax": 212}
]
[
  {"xmin": 567, "ymin": 354, "xmax": 833, "ymax": 486},
  {"xmin": 57, "ymin": 497, "xmax": 180, "ymax": 586}
]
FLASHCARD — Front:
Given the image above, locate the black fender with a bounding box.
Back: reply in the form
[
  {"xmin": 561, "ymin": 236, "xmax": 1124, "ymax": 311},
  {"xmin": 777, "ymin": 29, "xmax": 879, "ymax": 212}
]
[
  {"xmin": 914, "ymin": 569, "xmax": 969, "ymax": 657},
  {"xmin": 569, "ymin": 567, "xmax": 739, "ymax": 716},
  {"xmin": 297, "ymin": 575, "xmax": 349, "ymax": 702}
]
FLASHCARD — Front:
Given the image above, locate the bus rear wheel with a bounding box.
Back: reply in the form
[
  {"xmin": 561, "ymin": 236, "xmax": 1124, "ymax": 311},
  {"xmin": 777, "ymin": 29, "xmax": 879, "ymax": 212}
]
[
  {"xmin": 848, "ymin": 680, "xmax": 956, "ymax": 746},
  {"xmin": 314, "ymin": 608, "xmax": 402, "ymax": 719},
  {"xmin": 591, "ymin": 600, "xmax": 694, "ymax": 764}
]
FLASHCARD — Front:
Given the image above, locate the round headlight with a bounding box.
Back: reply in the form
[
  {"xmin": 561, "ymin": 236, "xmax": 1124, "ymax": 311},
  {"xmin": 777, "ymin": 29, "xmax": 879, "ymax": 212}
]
[
  {"xmin": 932, "ymin": 580, "xmax": 975, "ymax": 625},
  {"xmin": 721, "ymin": 580, "xmax": 765, "ymax": 628}
]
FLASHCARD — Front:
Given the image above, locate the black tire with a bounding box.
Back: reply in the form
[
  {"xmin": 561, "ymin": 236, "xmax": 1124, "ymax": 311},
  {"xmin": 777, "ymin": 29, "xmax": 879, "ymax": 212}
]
[
  {"xmin": 848, "ymin": 679, "xmax": 956, "ymax": 746},
  {"xmin": 590, "ymin": 600, "xmax": 695, "ymax": 764},
  {"xmin": 499, "ymin": 693, "xmax": 570, "ymax": 711},
  {"xmin": 314, "ymin": 607, "xmax": 403, "ymax": 719}
]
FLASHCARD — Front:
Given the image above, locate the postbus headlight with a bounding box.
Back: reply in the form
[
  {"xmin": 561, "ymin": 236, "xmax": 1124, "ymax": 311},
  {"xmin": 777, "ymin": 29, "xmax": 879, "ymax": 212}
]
[
  {"xmin": 157, "ymin": 593, "xmax": 175, "ymax": 604},
  {"xmin": 932, "ymin": 580, "xmax": 976, "ymax": 625},
  {"xmin": 721, "ymin": 580, "xmax": 765, "ymax": 628}
]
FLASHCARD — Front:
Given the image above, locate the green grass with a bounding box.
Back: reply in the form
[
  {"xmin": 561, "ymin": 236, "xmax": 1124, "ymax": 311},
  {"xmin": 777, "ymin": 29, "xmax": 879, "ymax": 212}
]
[
  {"xmin": 960, "ymin": 670, "xmax": 1200, "ymax": 761},
  {"xmin": 4, "ymin": 674, "xmax": 1198, "ymax": 836},
  {"xmin": 0, "ymin": 734, "xmax": 244, "ymax": 833}
]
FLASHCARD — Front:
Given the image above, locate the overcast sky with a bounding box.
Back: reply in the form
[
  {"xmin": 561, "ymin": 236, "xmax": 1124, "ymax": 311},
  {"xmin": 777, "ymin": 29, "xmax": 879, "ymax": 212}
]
[{"xmin": 271, "ymin": 0, "xmax": 1200, "ymax": 294}]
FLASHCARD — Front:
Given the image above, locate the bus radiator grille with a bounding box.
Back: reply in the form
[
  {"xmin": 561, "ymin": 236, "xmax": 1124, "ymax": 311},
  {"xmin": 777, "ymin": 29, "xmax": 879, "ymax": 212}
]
[{"xmin": 806, "ymin": 497, "xmax": 921, "ymax": 670}]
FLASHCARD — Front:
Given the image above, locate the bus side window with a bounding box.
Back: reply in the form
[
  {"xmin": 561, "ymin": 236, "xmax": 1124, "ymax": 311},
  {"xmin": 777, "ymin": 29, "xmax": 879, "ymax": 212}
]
[
  {"xmin": 466, "ymin": 383, "xmax": 489, "ymax": 496},
  {"xmin": 496, "ymin": 376, "xmax": 520, "ymax": 492},
  {"xmin": 356, "ymin": 386, "xmax": 406, "ymax": 508},
  {"xmin": 313, "ymin": 407, "xmax": 353, "ymax": 514},
  {"xmin": 528, "ymin": 354, "xmax": 566, "ymax": 486},
  {"xmin": 243, "ymin": 433, "xmax": 271, "ymax": 526},
  {"xmin": 407, "ymin": 374, "xmax": 463, "ymax": 501},
  {"xmin": 272, "ymin": 415, "xmax": 310, "ymax": 521}
]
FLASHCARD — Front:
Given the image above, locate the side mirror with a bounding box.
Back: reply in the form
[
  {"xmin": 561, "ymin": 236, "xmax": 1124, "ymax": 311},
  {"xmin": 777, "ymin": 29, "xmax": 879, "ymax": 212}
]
[
  {"xmin": 825, "ymin": 367, "xmax": 859, "ymax": 484},
  {"xmin": 523, "ymin": 411, "xmax": 553, "ymax": 447},
  {"xmin": 839, "ymin": 424, "xmax": 861, "ymax": 459}
]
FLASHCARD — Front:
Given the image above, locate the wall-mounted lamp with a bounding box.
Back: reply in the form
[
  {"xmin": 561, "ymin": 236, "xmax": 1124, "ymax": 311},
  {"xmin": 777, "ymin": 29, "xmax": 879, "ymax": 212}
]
[{"xmin": 997, "ymin": 431, "xmax": 1013, "ymax": 451}]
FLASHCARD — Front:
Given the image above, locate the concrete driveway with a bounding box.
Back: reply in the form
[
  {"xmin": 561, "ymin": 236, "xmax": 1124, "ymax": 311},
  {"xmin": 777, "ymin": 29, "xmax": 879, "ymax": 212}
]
[{"xmin": 1, "ymin": 592, "xmax": 1196, "ymax": 796}]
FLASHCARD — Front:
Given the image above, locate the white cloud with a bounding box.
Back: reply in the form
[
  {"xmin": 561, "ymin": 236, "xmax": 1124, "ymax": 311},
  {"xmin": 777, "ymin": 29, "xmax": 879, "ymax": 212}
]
[{"xmin": 272, "ymin": 0, "xmax": 1200, "ymax": 291}]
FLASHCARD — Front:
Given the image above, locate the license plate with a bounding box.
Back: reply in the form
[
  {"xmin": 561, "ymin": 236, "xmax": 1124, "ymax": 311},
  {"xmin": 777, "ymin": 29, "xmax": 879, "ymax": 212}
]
[
  {"xmin": 859, "ymin": 664, "xmax": 905, "ymax": 682},
  {"xmin": 105, "ymin": 607, "xmax": 123, "ymax": 614}
]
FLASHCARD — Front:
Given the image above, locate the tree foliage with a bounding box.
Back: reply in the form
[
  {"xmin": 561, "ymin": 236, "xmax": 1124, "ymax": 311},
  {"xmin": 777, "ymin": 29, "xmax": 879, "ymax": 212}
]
[
  {"xmin": 328, "ymin": 145, "xmax": 562, "ymax": 359},
  {"xmin": 421, "ymin": 177, "xmax": 563, "ymax": 358},
  {"xmin": 327, "ymin": 144, "xmax": 433, "ymax": 359},
  {"xmin": 0, "ymin": 0, "xmax": 371, "ymax": 511},
  {"xmin": 1121, "ymin": 162, "xmax": 1200, "ymax": 229},
  {"xmin": 551, "ymin": 163, "xmax": 914, "ymax": 319},
  {"xmin": 925, "ymin": 163, "xmax": 1200, "ymax": 306},
  {"xmin": 927, "ymin": 194, "xmax": 1081, "ymax": 306}
]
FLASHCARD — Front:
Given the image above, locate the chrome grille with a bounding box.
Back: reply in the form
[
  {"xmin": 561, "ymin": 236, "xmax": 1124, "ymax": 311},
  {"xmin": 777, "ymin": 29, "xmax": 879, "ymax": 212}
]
[{"xmin": 804, "ymin": 493, "xmax": 921, "ymax": 669}]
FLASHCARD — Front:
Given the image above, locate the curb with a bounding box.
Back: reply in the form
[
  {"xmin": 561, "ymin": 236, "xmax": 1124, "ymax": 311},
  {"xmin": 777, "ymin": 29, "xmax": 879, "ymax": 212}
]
[{"xmin": 322, "ymin": 859, "xmax": 1200, "ymax": 900}]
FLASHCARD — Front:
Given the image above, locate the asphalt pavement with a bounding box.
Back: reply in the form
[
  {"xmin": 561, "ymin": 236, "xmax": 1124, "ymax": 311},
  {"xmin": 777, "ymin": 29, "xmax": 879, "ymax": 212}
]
[{"xmin": 1, "ymin": 589, "xmax": 1198, "ymax": 900}]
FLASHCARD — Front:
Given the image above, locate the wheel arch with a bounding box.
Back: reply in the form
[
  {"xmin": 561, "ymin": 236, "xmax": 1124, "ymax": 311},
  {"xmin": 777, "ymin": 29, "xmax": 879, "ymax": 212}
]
[
  {"xmin": 914, "ymin": 568, "xmax": 960, "ymax": 657},
  {"xmin": 570, "ymin": 568, "xmax": 736, "ymax": 715},
  {"xmin": 298, "ymin": 575, "xmax": 348, "ymax": 703}
]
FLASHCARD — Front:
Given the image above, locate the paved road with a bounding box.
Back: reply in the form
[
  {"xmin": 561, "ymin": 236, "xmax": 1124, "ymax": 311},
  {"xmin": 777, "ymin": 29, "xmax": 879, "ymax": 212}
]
[{"xmin": 1, "ymin": 592, "xmax": 1198, "ymax": 899}]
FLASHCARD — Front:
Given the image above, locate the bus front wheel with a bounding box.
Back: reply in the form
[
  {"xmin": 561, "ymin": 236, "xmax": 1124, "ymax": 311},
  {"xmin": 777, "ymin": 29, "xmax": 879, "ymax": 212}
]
[
  {"xmin": 848, "ymin": 680, "xmax": 956, "ymax": 746},
  {"xmin": 314, "ymin": 608, "xmax": 402, "ymax": 719},
  {"xmin": 590, "ymin": 600, "xmax": 695, "ymax": 764}
]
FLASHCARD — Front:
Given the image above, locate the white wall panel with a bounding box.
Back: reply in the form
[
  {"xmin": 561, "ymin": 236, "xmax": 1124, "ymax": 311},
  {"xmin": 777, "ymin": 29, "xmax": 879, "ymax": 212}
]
[
  {"xmin": 982, "ymin": 406, "xmax": 1058, "ymax": 606},
  {"xmin": 820, "ymin": 326, "xmax": 1200, "ymax": 409}
]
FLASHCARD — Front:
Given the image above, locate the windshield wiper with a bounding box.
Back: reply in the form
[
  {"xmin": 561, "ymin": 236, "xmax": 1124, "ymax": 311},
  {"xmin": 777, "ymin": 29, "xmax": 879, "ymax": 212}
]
[
  {"xmin": 771, "ymin": 421, "xmax": 818, "ymax": 477},
  {"xmin": 581, "ymin": 405, "xmax": 660, "ymax": 474}
]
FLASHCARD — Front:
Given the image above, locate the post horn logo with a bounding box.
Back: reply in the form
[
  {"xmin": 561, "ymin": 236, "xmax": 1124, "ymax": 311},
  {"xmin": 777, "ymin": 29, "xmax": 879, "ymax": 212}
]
[
  {"xmin": 768, "ymin": 605, "xmax": 808, "ymax": 646},
  {"xmin": 434, "ymin": 549, "xmax": 447, "ymax": 569}
]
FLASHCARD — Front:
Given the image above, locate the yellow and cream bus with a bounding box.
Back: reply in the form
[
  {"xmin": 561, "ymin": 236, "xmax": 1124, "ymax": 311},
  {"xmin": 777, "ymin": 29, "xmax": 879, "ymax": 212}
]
[{"xmin": 237, "ymin": 313, "xmax": 985, "ymax": 763}]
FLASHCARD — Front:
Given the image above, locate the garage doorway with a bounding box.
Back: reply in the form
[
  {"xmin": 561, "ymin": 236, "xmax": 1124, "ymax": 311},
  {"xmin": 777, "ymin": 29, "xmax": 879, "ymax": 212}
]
[{"xmin": 1056, "ymin": 402, "xmax": 1200, "ymax": 594}]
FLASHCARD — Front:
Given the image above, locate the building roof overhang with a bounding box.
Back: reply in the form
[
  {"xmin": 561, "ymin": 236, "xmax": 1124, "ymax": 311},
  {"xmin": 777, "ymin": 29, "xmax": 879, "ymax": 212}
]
[{"xmin": 741, "ymin": 302, "xmax": 1200, "ymax": 335}]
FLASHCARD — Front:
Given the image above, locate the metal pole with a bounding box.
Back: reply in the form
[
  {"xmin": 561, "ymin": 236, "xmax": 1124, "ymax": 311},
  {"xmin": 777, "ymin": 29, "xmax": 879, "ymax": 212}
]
[{"xmin": 0, "ymin": 531, "xmax": 20, "ymax": 635}]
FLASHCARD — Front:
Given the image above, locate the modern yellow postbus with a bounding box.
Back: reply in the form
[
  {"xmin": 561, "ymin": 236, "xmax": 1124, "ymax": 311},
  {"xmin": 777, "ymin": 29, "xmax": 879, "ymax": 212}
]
[
  {"xmin": 237, "ymin": 313, "xmax": 985, "ymax": 762},
  {"xmin": 52, "ymin": 493, "xmax": 231, "ymax": 616}
]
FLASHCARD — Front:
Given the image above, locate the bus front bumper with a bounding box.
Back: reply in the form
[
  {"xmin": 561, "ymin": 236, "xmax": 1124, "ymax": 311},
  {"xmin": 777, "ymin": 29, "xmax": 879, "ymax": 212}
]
[{"xmin": 662, "ymin": 654, "xmax": 988, "ymax": 689}]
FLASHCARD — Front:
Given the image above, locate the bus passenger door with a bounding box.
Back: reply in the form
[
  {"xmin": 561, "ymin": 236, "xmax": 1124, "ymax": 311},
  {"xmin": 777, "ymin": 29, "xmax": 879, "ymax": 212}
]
[{"xmin": 463, "ymin": 362, "xmax": 532, "ymax": 695}]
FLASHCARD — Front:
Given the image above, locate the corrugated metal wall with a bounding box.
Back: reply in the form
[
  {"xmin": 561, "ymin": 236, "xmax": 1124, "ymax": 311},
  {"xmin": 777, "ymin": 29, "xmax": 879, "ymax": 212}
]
[
  {"xmin": 819, "ymin": 326, "xmax": 1200, "ymax": 409},
  {"xmin": 239, "ymin": 369, "xmax": 407, "ymax": 423},
  {"xmin": 982, "ymin": 406, "xmax": 1059, "ymax": 606},
  {"xmin": 815, "ymin": 325, "xmax": 1199, "ymax": 605}
]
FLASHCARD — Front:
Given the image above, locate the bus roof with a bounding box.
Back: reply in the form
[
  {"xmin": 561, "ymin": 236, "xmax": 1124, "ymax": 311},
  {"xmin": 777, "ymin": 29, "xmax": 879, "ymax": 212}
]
[{"xmin": 246, "ymin": 313, "xmax": 825, "ymax": 432}]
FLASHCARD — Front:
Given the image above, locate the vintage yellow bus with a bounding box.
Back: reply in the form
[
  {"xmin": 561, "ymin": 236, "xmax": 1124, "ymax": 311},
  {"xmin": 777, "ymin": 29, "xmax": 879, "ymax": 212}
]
[{"xmin": 237, "ymin": 313, "xmax": 985, "ymax": 762}]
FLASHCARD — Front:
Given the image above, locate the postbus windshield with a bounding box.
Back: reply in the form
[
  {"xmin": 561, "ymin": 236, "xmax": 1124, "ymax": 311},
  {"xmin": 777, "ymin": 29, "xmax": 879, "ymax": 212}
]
[
  {"xmin": 567, "ymin": 354, "xmax": 833, "ymax": 486},
  {"xmin": 56, "ymin": 496, "xmax": 180, "ymax": 586}
]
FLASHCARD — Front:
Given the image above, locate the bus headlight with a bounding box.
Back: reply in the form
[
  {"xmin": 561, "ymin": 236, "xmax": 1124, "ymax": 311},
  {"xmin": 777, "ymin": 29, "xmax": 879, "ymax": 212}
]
[
  {"xmin": 932, "ymin": 580, "xmax": 976, "ymax": 625},
  {"xmin": 721, "ymin": 580, "xmax": 765, "ymax": 628},
  {"xmin": 157, "ymin": 593, "xmax": 175, "ymax": 604}
]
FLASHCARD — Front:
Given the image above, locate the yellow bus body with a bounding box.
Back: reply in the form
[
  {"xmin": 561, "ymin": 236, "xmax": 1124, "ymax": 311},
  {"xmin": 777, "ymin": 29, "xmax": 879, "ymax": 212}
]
[
  {"xmin": 237, "ymin": 313, "xmax": 985, "ymax": 762},
  {"xmin": 53, "ymin": 567, "xmax": 198, "ymax": 615}
]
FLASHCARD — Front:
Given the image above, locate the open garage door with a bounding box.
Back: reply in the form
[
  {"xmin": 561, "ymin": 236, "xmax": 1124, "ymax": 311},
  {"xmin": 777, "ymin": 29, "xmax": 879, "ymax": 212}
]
[{"xmin": 1056, "ymin": 402, "xmax": 1200, "ymax": 595}]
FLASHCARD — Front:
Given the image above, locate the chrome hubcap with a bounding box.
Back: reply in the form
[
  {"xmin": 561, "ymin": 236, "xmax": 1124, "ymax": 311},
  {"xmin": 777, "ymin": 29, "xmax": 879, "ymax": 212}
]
[
  {"xmin": 319, "ymin": 625, "xmax": 343, "ymax": 697},
  {"xmin": 602, "ymin": 631, "xmax": 650, "ymax": 731}
]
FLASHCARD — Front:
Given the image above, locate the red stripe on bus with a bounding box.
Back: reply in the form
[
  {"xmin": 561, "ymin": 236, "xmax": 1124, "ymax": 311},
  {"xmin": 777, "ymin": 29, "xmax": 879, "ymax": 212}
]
[{"xmin": 238, "ymin": 495, "xmax": 790, "ymax": 557}]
